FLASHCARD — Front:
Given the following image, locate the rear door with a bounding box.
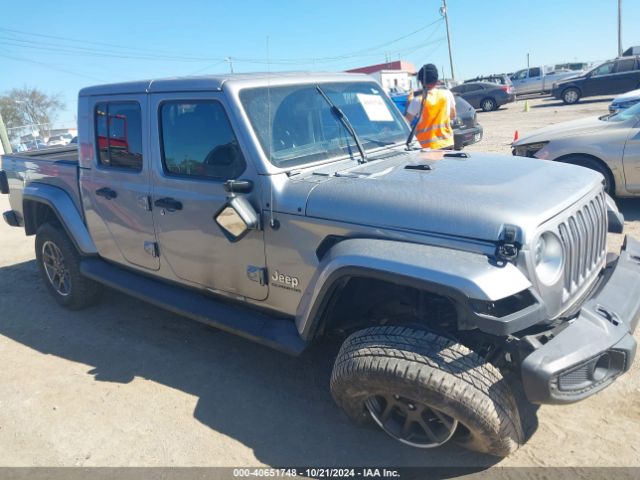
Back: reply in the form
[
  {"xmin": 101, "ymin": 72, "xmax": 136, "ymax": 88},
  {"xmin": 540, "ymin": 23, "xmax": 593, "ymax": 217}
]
[
  {"xmin": 149, "ymin": 92, "xmax": 267, "ymax": 300},
  {"xmin": 611, "ymin": 58, "xmax": 638, "ymax": 94},
  {"xmin": 82, "ymin": 96, "xmax": 159, "ymax": 270},
  {"xmin": 583, "ymin": 61, "xmax": 615, "ymax": 96}
]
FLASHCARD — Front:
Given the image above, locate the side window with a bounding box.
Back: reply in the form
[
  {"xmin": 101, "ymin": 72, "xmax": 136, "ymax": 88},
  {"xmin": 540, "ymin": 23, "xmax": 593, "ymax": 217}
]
[
  {"xmin": 512, "ymin": 70, "xmax": 527, "ymax": 80},
  {"xmin": 451, "ymin": 85, "xmax": 467, "ymax": 93},
  {"xmin": 465, "ymin": 84, "xmax": 483, "ymax": 92},
  {"xmin": 94, "ymin": 102, "xmax": 143, "ymax": 170},
  {"xmin": 528, "ymin": 67, "xmax": 541, "ymax": 77},
  {"xmin": 592, "ymin": 62, "xmax": 614, "ymax": 76},
  {"xmin": 615, "ymin": 58, "xmax": 636, "ymax": 73},
  {"xmin": 160, "ymin": 101, "xmax": 246, "ymax": 180}
]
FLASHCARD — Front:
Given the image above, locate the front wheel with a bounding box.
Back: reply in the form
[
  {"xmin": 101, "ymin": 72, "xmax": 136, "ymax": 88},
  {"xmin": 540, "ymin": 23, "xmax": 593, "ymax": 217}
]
[
  {"xmin": 561, "ymin": 155, "xmax": 615, "ymax": 195},
  {"xmin": 330, "ymin": 326, "xmax": 525, "ymax": 456},
  {"xmin": 35, "ymin": 223, "xmax": 102, "ymax": 310},
  {"xmin": 562, "ymin": 88, "xmax": 580, "ymax": 104},
  {"xmin": 480, "ymin": 98, "xmax": 497, "ymax": 112}
]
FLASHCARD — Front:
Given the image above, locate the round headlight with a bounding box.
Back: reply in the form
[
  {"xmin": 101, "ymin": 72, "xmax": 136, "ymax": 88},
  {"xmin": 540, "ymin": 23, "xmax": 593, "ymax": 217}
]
[{"xmin": 534, "ymin": 232, "xmax": 564, "ymax": 285}]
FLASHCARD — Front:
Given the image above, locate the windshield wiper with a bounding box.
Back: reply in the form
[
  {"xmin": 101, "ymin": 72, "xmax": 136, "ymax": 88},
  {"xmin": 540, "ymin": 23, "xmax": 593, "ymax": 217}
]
[{"xmin": 315, "ymin": 85, "xmax": 367, "ymax": 164}]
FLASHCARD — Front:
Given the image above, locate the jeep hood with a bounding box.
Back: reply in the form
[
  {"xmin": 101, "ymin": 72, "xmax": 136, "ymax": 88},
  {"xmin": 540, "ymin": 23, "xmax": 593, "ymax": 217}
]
[
  {"xmin": 513, "ymin": 116, "xmax": 613, "ymax": 145},
  {"xmin": 303, "ymin": 150, "xmax": 601, "ymax": 243}
]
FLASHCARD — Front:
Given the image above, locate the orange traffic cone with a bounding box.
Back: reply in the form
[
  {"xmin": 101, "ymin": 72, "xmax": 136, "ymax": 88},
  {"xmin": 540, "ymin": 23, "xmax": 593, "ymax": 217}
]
[{"xmin": 513, "ymin": 130, "xmax": 519, "ymax": 141}]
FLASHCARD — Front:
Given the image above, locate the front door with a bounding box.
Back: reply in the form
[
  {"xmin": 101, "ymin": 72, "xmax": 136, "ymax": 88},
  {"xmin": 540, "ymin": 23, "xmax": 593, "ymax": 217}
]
[
  {"xmin": 583, "ymin": 61, "xmax": 615, "ymax": 96},
  {"xmin": 82, "ymin": 96, "xmax": 159, "ymax": 270},
  {"xmin": 149, "ymin": 93, "xmax": 267, "ymax": 300},
  {"xmin": 511, "ymin": 69, "xmax": 528, "ymax": 95},
  {"xmin": 622, "ymin": 119, "xmax": 640, "ymax": 193}
]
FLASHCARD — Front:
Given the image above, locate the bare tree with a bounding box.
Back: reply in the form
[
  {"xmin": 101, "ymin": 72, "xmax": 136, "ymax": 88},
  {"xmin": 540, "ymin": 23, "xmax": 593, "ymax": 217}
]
[{"xmin": 0, "ymin": 86, "xmax": 64, "ymax": 139}]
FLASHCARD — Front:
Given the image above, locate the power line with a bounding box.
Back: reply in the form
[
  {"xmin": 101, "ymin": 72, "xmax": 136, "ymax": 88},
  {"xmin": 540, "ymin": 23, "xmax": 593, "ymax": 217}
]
[
  {"xmin": 0, "ymin": 27, "xmax": 206, "ymax": 59},
  {"xmin": 0, "ymin": 52, "xmax": 103, "ymax": 81},
  {"xmin": 0, "ymin": 36, "xmax": 215, "ymax": 62},
  {"xmin": 0, "ymin": 18, "xmax": 444, "ymax": 68}
]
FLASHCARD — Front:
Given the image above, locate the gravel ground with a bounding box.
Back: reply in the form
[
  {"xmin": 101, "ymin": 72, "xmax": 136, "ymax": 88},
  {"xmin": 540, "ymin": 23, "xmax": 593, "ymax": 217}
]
[{"xmin": 0, "ymin": 95, "xmax": 639, "ymax": 470}]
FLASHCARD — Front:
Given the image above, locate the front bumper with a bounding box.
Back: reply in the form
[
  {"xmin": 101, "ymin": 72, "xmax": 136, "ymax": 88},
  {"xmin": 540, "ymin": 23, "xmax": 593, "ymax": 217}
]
[
  {"xmin": 520, "ymin": 236, "xmax": 640, "ymax": 404},
  {"xmin": 453, "ymin": 125, "xmax": 483, "ymax": 150}
]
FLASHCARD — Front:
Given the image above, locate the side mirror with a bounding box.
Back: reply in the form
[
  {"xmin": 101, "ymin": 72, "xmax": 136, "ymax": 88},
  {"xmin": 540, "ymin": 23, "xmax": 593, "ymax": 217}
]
[{"xmin": 214, "ymin": 195, "xmax": 260, "ymax": 242}]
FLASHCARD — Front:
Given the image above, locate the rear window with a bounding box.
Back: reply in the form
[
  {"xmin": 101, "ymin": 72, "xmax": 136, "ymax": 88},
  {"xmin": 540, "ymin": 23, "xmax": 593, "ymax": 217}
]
[
  {"xmin": 616, "ymin": 58, "xmax": 636, "ymax": 73},
  {"xmin": 95, "ymin": 102, "xmax": 143, "ymax": 171}
]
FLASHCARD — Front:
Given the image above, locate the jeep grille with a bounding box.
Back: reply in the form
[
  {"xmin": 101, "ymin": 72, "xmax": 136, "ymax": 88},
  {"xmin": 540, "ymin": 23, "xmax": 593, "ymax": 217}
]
[{"xmin": 557, "ymin": 190, "xmax": 607, "ymax": 298}]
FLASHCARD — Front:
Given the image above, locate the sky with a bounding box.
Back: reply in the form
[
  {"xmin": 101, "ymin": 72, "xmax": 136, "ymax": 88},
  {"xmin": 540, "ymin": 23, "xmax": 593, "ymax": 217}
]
[{"xmin": 1, "ymin": 0, "xmax": 638, "ymax": 126}]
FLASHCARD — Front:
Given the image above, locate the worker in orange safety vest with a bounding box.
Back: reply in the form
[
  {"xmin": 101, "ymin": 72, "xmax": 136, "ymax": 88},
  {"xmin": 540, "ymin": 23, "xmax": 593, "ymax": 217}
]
[{"xmin": 405, "ymin": 64, "xmax": 457, "ymax": 150}]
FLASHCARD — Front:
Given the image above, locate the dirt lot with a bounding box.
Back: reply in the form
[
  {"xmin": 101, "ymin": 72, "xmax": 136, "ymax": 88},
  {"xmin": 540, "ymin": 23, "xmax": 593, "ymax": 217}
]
[{"xmin": 1, "ymin": 94, "xmax": 639, "ymax": 469}]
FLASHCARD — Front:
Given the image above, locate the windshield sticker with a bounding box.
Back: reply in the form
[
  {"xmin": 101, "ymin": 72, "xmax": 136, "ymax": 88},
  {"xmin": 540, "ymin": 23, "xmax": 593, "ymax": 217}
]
[{"xmin": 356, "ymin": 93, "xmax": 394, "ymax": 122}]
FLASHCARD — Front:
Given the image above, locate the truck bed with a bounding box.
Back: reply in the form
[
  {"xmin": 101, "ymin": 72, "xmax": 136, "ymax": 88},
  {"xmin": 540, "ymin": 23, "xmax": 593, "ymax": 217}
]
[
  {"xmin": 0, "ymin": 146, "xmax": 82, "ymax": 224},
  {"xmin": 13, "ymin": 146, "xmax": 79, "ymax": 162}
]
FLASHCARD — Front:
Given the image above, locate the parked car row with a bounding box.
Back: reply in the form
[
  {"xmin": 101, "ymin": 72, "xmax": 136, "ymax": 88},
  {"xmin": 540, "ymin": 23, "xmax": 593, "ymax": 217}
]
[
  {"xmin": 8, "ymin": 133, "xmax": 76, "ymax": 152},
  {"xmin": 553, "ymin": 54, "xmax": 640, "ymax": 104}
]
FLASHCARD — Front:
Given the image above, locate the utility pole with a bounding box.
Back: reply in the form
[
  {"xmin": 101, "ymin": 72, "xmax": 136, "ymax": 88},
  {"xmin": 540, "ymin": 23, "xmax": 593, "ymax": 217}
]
[
  {"xmin": 226, "ymin": 57, "xmax": 234, "ymax": 74},
  {"xmin": 618, "ymin": 0, "xmax": 623, "ymax": 56},
  {"xmin": 527, "ymin": 53, "xmax": 530, "ymax": 69},
  {"xmin": 441, "ymin": 0, "xmax": 455, "ymax": 81}
]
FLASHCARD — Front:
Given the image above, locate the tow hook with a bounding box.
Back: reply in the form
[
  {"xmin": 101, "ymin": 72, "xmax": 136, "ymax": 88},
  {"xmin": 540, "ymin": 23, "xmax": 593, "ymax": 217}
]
[{"xmin": 496, "ymin": 225, "xmax": 521, "ymax": 261}]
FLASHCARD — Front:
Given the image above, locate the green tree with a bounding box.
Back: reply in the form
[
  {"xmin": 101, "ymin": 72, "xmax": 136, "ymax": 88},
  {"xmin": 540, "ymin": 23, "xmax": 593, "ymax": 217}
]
[{"xmin": 0, "ymin": 86, "xmax": 64, "ymax": 139}]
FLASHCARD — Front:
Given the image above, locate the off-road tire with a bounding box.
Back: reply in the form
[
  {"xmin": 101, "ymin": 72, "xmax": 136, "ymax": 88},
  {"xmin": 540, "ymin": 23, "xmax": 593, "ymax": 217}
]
[
  {"xmin": 330, "ymin": 326, "xmax": 525, "ymax": 456},
  {"xmin": 35, "ymin": 222, "xmax": 102, "ymax": 310},
  {"xmin": 480, "ymin": 97, "xmax": 497, "ymax": 112}
]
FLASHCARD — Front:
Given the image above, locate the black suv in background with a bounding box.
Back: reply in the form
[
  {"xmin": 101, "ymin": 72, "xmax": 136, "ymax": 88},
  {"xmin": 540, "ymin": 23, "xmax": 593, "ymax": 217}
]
[{"xmin": 552, "ymin": 55, "xmax": 640, "ymax": 104}]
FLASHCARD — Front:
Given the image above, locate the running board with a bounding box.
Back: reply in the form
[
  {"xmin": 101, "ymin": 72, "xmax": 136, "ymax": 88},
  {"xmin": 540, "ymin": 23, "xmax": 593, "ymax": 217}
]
[{"xmin": 80, "ymin": 258, "xmax": 308, "ymax": 356}]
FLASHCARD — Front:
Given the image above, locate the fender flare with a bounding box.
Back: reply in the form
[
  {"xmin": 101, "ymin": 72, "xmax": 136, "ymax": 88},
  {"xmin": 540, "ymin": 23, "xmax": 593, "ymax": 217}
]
[
  {"xmin": 295, "ymin": 238, "xmax": 541, "ymax": 339},
  {"xmin": 23, "ymin": 183, "xmax": 98, "ymax": 255}
]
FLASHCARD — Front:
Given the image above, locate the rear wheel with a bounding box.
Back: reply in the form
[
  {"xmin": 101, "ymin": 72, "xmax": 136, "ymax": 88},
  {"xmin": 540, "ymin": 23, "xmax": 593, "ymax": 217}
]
[
  {"xmin": 480, "ymin": 97, "xmax": 497, "ymax": 112},
  {"xmin": 330, "ymin": 326, "xmax": 525, "ymax": 456},
  {"xmin": 35, "ymin": 223, "xmax": 102, "ymax": 310},
  {"xmin": 562, "ymin": 88, "xmax": 581, "ymax": 104}
]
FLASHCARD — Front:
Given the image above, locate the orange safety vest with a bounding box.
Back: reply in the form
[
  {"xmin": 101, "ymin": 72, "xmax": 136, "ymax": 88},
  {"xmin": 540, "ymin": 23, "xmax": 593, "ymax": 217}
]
[{"xmin": 414, "ymin": 89, "xmax": 454, "ymax": 149}]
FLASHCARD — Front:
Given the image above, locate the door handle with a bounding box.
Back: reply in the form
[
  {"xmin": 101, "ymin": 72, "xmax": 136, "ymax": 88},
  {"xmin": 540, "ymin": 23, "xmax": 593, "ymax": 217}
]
[
  {"xmin": 154, "ymin": 197, "xmax": 183, "ymax": 212},
  {"xmin": 95, "ymin": 187, "xmax": 117, "ymax": 200}
]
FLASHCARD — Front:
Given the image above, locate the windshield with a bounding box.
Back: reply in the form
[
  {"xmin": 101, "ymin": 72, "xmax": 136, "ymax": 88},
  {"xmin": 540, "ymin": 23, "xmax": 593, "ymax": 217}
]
[
  {"xmin": 607, "ymin": 100, "xmax": 640, "ymax": 122},
  {"xmin": 239, "ymin": 82, "xmax": 410, "ymax": 168}
]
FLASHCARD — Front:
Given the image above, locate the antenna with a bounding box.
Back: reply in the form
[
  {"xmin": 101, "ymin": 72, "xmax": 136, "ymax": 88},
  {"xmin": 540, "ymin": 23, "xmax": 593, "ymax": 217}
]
[{"xmin": 266, "ymin": 36, "xmax": 276, "ymax": 229}]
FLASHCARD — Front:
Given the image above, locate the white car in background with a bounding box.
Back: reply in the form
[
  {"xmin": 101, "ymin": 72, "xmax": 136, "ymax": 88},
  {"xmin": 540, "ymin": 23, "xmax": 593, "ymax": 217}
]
[
  {"xmin": 609, "ymin": 88, "xmax": 640, "ymax": 114},
  {"xmin": 512, "ymin": 102, "xmax": 640, "ymax": 196},
  {"xmin": 46, "ymin": 134, "xmax": 72, "ymax": 146}
]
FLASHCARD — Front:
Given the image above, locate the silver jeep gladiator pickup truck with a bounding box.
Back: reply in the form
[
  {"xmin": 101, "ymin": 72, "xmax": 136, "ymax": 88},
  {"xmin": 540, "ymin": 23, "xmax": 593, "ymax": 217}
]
[{"xmin": 1, "ymin": 72, "xmax": 639, "ymax": 456}]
